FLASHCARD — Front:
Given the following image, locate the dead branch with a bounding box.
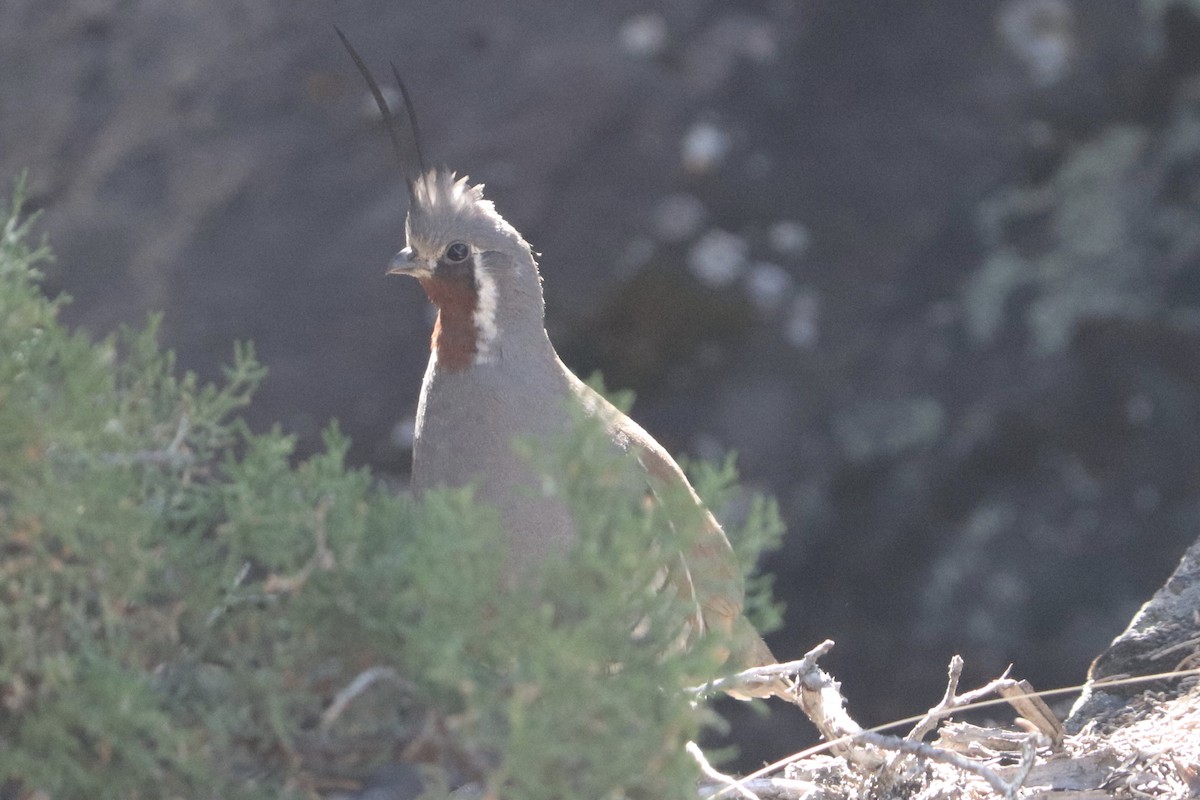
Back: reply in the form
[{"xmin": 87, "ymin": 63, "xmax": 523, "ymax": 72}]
[
  {"xmin": 997, "ymin": 679, "xmax": 1064, "ymax": 748},
  {"xmin": 698, "ymin": 777, "xmax": 822, "ymax": 800},
  {"xmin": 263, "ymin": 495, "xmax": 337, "ymax": 594},
  {"xmin": 906, "ymin": 655, "xmax": 1012, "ymax": 742},
  {"xmin": 691, "ymin": 640, "xmax": 835, "ymax": 698},
  {"xmin": 320, "ymin": 666, "xmax": 414, "ymax": 730},
  {"xmin": 688, "ymin": 741, "xmax": 764, "ymax": 800},
  {"xmin": 100, "ymin": 413, "xmax": 195, "ymax": 467},
  {"xmin": 854, "ymin": 734, "xmax": 1032, "ymax": 800}
]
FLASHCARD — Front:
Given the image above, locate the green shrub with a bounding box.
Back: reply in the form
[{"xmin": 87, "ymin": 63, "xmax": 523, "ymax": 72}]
[{"xmin": 0, "ymin": 177, "xmax": 782, "ymax": 799}]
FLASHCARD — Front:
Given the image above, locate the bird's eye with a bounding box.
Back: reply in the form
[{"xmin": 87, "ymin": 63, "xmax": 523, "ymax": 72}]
[{"xmin": 444, "ymin": 242, "xmax": 471, "ymax": 263}]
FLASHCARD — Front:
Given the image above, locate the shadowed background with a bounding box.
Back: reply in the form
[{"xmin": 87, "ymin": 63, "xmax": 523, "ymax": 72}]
[{"xmin": 4, "ymin": 0, "xmax": 1200, "ymax": 765}]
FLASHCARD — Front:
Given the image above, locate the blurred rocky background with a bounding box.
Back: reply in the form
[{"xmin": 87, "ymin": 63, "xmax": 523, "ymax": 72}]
[{"xmin": 3, "ymin": 0, "xmax": 1200, "ymax": 767}]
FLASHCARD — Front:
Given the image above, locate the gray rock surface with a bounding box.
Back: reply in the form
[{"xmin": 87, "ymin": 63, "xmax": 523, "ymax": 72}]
[
  {"xmin": 1067, "ymin": 531, "xmax": 1200, "ymax": 731},
  {"xmin": 4, "ymin": 0, "xmax": 1200, "ymax": 765}
]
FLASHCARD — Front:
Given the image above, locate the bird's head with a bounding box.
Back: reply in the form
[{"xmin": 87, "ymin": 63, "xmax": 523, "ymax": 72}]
[
  {"xmin": 388, "ymin": 170, "xmax": 546, "ymax": 369},
  {"xmin": 337, "ymin": 29, "xmax": 547, "ymax": 370}
]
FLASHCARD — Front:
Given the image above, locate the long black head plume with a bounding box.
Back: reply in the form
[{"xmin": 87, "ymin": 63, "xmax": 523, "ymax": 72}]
[{"xmin": 334, "ymin": 26, "xmax": 428, "ymax": 191}]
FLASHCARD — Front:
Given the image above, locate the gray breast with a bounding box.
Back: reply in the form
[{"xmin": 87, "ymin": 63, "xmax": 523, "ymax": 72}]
[{"xmin": 412, "ymin": 357, "xmax": 579, "ymax": 574}]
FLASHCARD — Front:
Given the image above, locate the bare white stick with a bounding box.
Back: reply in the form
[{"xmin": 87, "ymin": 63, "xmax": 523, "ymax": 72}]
[
  {"xmin": 687, "ymin": 741, "xmax": 763, "ymax": 800},
  {"xmin": 907, "ymin": 655, "xmax": 1014, "ymax": 742},
  {"xmin": 694, "ymin": 640, "xmax": 883, "ymax": 770},
  {"xmin": 854, "ymin": 730, "xmax": 1036, "ymax": 797},
  {"xmin": 699, "ymin": 777, "xmax": 821, "ymax": 800},
  {"xmin": 320, "ymin": 666, "xmax": 414, "ymax": 730},
  {"xmin": 689, "ymin": 640, "xmax": 834, "ymax": 697}
]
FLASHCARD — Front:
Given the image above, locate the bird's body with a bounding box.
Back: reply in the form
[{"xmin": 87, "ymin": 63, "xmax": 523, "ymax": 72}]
[
  {"xmin": 390, "ymin": 172, "xmax": 781, "ymax": 694},
  {"xmin": 333, "ymin": 27, "xmax": 783, "ymax": 698},
  {"xmin": 412, "ymin": 327, "xmax": 580, "ymax": 569}
]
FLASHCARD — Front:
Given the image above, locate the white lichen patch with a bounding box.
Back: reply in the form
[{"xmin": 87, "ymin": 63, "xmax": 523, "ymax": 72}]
[
  {"xmin": 653, "ymin": 193, "xmax": 706, "ymax": 243},
  {"xmin": 963, "ymin": 126, "xmax": 1165, "ymax": 356},
  {"xmin": 687, "ymin": 229, "xmax": 748, "ymax": 288},
  {"xmin": 768, "ymin": 220, "xmax": 812, "ymax": 259},
  {"xmin": 618, "ymin": 13, "xmax": 668, "ymax": 57},
  {"xmin": 744, "ymin": 261, "xmax": 793, "ymax": 314},
  {"xmin": 681, "ymin": 122, "xmax": 731, "ymax": 174},
  {"xmin": 783, "ymin": 291, "xmax": 820, "ymax": 349}
]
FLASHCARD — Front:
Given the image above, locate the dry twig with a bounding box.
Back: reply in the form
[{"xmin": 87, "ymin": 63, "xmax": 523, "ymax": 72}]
[
  {"xmin": 699, "ymin": 777, "xmax": 821, "ymax": 800},
  {"xmin": 855, "ymin": 730, "xmax": 1037, "ymax": 798},
  {"xmin": 320, "ymin": 666, "xmax": 414, "ymax": 730},
  {"xmin": 907, "ymin": 655, "xmax": 1013, "ymax": 742},
  {"xmin": 688, "ymin": 741, "xmax": 763, "ymax": 800},
  {"xmin": 264, "ymin": 495, "xmax": 337, "ymax": 594},
  {"xmin": 691, "ymin": 640, "xmax": 835, "ymax": 698}
]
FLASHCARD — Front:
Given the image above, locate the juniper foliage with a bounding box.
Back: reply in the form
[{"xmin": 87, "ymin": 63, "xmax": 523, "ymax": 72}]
[{"xmin": 0, "ymin": 177, "xmax": 783, "ymax": 799}]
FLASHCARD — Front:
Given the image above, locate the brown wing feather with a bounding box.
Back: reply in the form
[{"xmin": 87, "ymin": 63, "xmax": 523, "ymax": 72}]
[
  {"xmin": 633, "ymin": 444, "xmax": 742, "ymax": 634},
  {"xmin": 567, "ymin": 374, "xmax": 785, "ymax": 697},
  {"xmin": 633, "ymin": 432, "xmax": 787, "ymax": 699}
]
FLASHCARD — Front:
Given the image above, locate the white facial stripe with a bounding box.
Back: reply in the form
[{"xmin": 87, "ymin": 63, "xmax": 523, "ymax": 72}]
[{"xmin": 472, "ymin": 249, "xmax": 499, "ymax": 363}]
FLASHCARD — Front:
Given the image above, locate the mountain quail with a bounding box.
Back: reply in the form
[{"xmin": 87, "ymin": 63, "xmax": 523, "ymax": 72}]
[{"xmin": 339, "ymin": 32, "xmax": 786, "ymax": 698}]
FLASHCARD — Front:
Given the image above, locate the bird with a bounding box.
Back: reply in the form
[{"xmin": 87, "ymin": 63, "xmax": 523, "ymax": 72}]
[{"xmin": 337, "ymin": 30, "xmax": 787, "ymax": 699}]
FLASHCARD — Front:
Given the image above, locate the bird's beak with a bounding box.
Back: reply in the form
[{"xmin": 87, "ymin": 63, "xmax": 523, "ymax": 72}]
[{"xmin": 386, "ymin": 247, "xmax": 434, "ymax": 278}]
